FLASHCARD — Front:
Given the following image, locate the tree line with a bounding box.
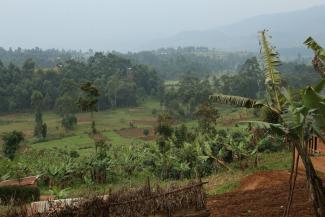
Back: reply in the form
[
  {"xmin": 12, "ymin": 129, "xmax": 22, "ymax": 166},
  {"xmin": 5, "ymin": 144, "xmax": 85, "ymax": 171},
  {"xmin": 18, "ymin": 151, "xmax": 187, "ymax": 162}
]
[
  {"xmin": 0, "ymin": 52, "xmax": 162, "ymax": 113},
  {"xmin": 120, "ymin": 47, "xmax": 253, "ymax": 79}
]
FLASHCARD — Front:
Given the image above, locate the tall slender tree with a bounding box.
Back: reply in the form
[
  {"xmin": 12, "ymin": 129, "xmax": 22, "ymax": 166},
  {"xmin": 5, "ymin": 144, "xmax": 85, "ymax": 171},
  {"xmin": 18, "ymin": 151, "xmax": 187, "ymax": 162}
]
[
  {"xmin": 31, "ymin": 91, "xmax": 46, "ymax": 139},
  {"xmin": 77, "ymin": 82, "xmax": 100, "ymax": 134}
]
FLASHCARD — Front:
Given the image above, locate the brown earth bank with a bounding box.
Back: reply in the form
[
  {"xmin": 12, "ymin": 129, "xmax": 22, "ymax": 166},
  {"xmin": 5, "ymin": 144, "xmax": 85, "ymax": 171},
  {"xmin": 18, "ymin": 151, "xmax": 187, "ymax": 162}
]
[
  {"xmin": 207, "ymin": 170, "xmax": 325, "ymax": 217},
  {"xmin": 207, "ymin": 179, "xmax": 316, "ymax": 217},
  {"xmin": 115, "ymin": 127, "xmax": 156, "ymax": 141},
  {"xmin": 238, "ymin": 170, "xmax": 304, "ymax": 191}
]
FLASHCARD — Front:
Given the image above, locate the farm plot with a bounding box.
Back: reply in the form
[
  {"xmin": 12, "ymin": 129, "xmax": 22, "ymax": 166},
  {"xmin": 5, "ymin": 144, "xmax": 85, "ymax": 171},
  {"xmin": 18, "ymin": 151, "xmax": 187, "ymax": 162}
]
[{"xmin": 115, "ymin": 127, "xmax": 156, "ymax": 141}]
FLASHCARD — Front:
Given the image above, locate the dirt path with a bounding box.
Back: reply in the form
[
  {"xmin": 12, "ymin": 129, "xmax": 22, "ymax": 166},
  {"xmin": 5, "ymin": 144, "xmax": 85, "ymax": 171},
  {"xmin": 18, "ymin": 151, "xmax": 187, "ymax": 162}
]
[
  {"xmin": 207, "ymin": 178, "xmax": 315, "ymax": 217},
  {"xmin": 237, "ymin": 170, "xmax": 304, "ymax": 191},
  {"xmin": 206, "ymin": 142, "xmax": 325, "ymax": 216}
]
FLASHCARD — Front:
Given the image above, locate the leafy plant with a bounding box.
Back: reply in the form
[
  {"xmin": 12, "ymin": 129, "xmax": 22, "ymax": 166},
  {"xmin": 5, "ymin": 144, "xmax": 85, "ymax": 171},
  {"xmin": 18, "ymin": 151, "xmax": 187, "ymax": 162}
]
[
  {"xmin": 2, "ymin": 131, "xmax": 24, "ymax": 160},
  {"xmin": 209, "ymin": 30, "xmax": 325, "ymax": 217}
]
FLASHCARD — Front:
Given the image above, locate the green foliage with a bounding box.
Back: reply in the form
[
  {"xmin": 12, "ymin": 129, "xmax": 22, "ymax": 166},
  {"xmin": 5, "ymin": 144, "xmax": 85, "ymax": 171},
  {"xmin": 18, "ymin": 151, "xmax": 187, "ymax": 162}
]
[
  {"xmin": 33, "ymin": 110, "xmax": 43, "ymax": 138},
  {"xmin": 78, "ymin": 82, "xmax": 100, "ymax": 113},
  {"xmin": 305, "ymin": 37, "xmax": 325, "ymax": 78},
  {"xmin": 31, "ymin": 91, "xmax": 45, "ymax": 138},
  {"xmin": 0, "ymin": 186, "xmax": 40, "ymax": 205},
  {"xmin": 210, "ymin": 94, "xmax": 259, "ymax": 109},
  {"xmin": 143, "ymin": 129, "xmax": 149, "ymax": 136},
  {"xmin": 61, "ymin": 114, "xmax": 77, "ymax": 131},
  {"xmin": 55, "ymin": 94, "xmax": 79, "ymax": 115},
  {"xmin": 41, "ymin": 123, "xmax": 47, "ymax": 139},
  {"xmin": 259, "ymin": 30, "xmax": 283, "ymax": 111},
  {"xmin": 0, "ymin": 53, "xmax": 161, "ymax": 113},
  {"xmin": 49, "ymin": 187, "xmax": 70, "ymax": 199},
  {"xmin": 260, "ymin": 106, "xmax": 280, "ymax": 123},
  {"xmin": 215, "ymin": 57, "xmax": 264, "ymax": 98},
  {"xmin": 2, "ymin": 131, "xmax": 24, "ymax": 160},
  {"xmin": 258, "ymin": 135, "xmax": 284, "ymax": 153},
  {"xmin": 155, "ymin": 113, "xmax": 174, "ymax": 139},
  {"xmin": 163, "ymin": 75, "xmax": 213, "ymax": 118},
  {"xmin": 122, "ymin": 47, "xmax": 252, "ymax": 80},
  {"xmin": 195, "ymin": 102, "xmax": 219, "ymax": 135}
]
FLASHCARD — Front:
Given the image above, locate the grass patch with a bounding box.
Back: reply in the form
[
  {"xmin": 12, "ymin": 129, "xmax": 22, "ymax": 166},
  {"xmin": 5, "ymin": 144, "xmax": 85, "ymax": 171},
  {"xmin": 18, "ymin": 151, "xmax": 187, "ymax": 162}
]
[{"xmin": 209, "ymin": 182, "xmax": 240, "ymax": 195}]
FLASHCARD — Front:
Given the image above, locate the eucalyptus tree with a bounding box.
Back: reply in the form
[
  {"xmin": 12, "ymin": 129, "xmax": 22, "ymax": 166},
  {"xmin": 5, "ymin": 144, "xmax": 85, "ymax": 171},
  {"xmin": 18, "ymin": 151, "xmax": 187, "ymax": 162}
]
[
  {"xmin": 210, "ymin": 30, "xmax": 325, "ymax": 217},
  {"xmin": 77, "ymin": 82, "xmax": 100, "ymax": 134},
  {"xmin": 31, "ymin": 91, "xmax": 47, "ymax": 139}
]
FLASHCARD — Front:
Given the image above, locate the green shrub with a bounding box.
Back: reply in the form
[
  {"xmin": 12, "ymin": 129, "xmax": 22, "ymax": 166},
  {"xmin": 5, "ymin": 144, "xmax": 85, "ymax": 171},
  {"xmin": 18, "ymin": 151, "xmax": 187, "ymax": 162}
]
[
  {"xmin": 61, "ymin": 114, "xmax": 77, "ymax": 131},
  {"xmin": 0, "ymin": 186, "xmax": 40, "ymax": 205},
  {"xmin": 2, "ymin": 131, "xmax": 24, "ymax": 160},
  {"xmin": 258, "ymin": 136, "xmax": 283, "ymax": 152},
  {"xmin": 151, "ymin": 108, "xmax": 157, "ymax": 116},
  {"xmin": 143, "ymin": 129, "xmax": 149, "ymax": 136}
]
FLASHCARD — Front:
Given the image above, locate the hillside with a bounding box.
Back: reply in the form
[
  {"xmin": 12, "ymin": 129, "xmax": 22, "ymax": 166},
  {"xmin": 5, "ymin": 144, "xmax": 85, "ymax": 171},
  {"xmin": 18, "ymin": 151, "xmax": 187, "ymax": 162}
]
[{"xmin": 150, "ymin": 5, "xmax": 325, "ymax": 56}]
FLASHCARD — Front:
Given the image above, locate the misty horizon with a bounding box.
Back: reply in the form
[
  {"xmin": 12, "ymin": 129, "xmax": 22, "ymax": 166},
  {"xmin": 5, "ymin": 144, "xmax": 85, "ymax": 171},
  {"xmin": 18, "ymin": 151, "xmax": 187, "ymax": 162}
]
[{"xmin": 0, "ymin": 0, "xmax": 325, "ymax": 52}]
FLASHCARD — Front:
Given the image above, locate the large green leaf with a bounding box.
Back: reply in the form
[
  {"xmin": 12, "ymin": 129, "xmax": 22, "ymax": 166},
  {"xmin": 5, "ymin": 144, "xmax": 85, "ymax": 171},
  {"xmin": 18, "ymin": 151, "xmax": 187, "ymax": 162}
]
[
  {"xmin": 209, "ymin": 94, "xmax": 260, "ymax": 108},
  {"xmin": 304, "ymin": 37, "xmax": 325, "ymax": 64},
  {"xmin": 259, "ymin": 30, "xmax": 283, "ymax": 110},
  {"xmin": 240, "ymin": 120, "xmax": 287, "ymax": 135},
  {"xmin": 314, "ymin": 79, "xmax": 325, "ymax": 93},
  {"xmin": 300, "ymin": 86, "xmax": 325, "ymax": 130}
]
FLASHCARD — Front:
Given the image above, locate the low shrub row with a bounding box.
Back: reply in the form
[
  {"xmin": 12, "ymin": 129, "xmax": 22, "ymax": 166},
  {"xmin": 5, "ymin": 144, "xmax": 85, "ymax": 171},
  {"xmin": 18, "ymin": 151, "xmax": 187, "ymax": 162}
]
[{"xmin": 0, "ymin": 185, "xmax": 40, "ymax": 205}]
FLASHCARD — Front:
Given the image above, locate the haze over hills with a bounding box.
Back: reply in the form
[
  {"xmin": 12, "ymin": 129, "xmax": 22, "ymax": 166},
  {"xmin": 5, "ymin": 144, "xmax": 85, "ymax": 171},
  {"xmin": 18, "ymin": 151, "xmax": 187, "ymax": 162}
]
[{"xmin": 146, "ymin": 5, "xmax": 325, "ymax": 54}]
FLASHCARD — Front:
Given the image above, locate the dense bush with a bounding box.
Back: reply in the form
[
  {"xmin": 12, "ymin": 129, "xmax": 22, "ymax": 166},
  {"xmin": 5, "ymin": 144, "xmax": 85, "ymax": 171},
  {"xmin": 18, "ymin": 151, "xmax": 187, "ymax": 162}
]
[
  {"xmin": 258, "ymin": 136, "xmax": 284, "ymax": 153},
  {"xmin": 61, "ymin": 114, "xmax": 78, "ymax": 131},
  {"xmin": 0, "ymin": 185, "xmax": 40, "ymax": 205},
  {"xmin": 2, "ymin": 131, "xmax": 24, "ymax": 160}
]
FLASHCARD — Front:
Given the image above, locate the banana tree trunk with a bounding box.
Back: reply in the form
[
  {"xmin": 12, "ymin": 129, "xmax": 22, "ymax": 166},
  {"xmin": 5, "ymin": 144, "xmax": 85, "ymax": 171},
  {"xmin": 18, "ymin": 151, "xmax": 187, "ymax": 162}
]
[{"xmin": 294, "ymin": 141, "xmax": 325, "ymax": 217}]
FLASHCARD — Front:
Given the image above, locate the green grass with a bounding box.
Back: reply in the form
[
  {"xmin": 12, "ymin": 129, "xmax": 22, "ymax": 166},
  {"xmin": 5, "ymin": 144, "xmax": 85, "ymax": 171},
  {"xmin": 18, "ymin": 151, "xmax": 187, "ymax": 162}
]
[
  {"xmin": 0, "ymin": 100, "xmax": 257, "ymax": 158},
  {"xmin": 0, "ymin": 99, "xmax": 291, "ymax": 198},
  {"xmin": 0, "ymin": 100, "xmax": 161, "ymax": 155},
  {"xmin": 51, "ymin": 151, "xmax": 291, "ymax": 198},
  {"xmin": 209, "ymin": 182, "xmax": 240, "ymax": 195}
]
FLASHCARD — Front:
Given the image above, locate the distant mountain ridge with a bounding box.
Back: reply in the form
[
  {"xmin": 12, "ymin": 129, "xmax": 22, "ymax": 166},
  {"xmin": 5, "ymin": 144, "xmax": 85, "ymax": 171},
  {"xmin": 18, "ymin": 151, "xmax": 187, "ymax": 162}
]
[{"xmin": 147, "ymin": 5, "xmax": 325, "ymax": 54}]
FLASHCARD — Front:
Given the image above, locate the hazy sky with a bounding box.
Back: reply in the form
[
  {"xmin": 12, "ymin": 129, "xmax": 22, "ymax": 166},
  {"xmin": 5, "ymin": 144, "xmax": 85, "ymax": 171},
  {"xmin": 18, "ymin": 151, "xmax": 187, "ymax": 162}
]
[{"xmin": 1, "ymin": 0, "xmax": 325, "ymax": 51}]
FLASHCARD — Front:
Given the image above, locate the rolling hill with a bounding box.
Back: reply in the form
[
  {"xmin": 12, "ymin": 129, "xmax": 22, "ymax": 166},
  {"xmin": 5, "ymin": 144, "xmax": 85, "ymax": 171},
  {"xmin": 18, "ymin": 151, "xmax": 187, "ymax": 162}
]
[{"xmin": 147, "ymin": 5, "xmax": 325, "ymax": 54}]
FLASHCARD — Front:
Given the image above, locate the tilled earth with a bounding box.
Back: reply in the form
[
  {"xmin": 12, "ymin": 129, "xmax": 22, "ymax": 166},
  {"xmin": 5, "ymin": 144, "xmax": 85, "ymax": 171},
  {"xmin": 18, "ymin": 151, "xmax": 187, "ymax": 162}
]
[
  {"xmin": 207, "ymin": 172, "xmax": 320, "ymax": 217},
  {"xmin": 207, "ymin": 180, "xmax": 315, "ymax": 217}
]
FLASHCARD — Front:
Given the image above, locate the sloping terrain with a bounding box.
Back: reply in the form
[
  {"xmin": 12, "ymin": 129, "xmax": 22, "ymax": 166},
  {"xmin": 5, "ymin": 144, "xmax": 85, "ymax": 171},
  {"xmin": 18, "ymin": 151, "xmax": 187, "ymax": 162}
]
[
  {"xmin": 207, "ymin": 178, "xmax": 315, "ymax": 217},
  {"xmin": 207, "ymin": 147, "xmax": 325, "ymax": 217}
]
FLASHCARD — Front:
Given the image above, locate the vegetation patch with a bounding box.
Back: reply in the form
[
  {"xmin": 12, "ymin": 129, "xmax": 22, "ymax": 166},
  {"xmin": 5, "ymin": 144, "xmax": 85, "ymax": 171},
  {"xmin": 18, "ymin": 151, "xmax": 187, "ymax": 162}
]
[
  {"xmin": 115, "ymin": 127, "xmax": 155, "ymax": 140},
  {"xmin": 0, "ymin": 186, "xmax": 40, "ymax": 205}
]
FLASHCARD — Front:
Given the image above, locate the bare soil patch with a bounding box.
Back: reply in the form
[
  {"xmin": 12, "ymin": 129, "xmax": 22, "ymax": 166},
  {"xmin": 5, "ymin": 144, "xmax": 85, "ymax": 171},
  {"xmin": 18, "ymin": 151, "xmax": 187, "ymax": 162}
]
[
  {"xmin": 78, "ymin": 116, "xmax": 91, "ymax": 123},
  {"xmin": 238, "ymin": 170, "xmax": 304, "ymax": 191},
  {"xmin": 207, "ymin": 178, "xmax": 317, "ymax": 217},
  {"xmin": 115, "ymin": 128, "xmax": 156, "ymax": 141}
]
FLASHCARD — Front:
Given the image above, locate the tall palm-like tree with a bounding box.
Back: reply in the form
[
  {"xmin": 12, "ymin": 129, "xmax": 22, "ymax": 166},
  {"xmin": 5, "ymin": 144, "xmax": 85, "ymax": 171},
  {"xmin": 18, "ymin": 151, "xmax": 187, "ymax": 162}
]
[{"xmin": 210, "ymin": 30, "xmax": 325, "ymax": 217}]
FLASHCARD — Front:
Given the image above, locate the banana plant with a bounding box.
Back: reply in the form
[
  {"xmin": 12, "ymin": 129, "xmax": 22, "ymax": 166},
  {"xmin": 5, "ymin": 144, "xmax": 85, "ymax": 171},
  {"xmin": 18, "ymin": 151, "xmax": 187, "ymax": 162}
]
[
  {"xmin": 209, "ymin": 31, "xmax": 325, "ymax": 217},
  {"xmin": 304, "ymin": 37, "xmax": 325, "ymax": 77}
]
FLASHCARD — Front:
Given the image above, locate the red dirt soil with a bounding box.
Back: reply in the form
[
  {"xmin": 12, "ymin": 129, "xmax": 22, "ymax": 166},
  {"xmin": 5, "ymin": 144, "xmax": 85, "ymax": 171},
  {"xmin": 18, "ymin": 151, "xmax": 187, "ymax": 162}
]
[
  {"xmin": 237, "ymin": 170, "xmax": 304, "ymax": 191},
  {"xmin": 207, "ymin": 178, "xmax": 316, "ymax": 217},
  {"xmin": 207, "ymin": 156, "xmax": 325, "ymax": 217}
]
